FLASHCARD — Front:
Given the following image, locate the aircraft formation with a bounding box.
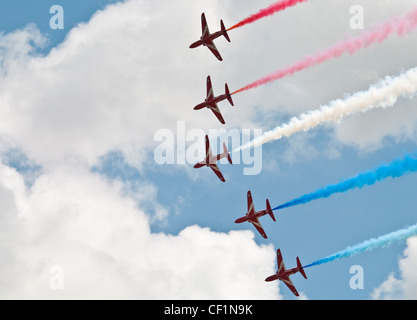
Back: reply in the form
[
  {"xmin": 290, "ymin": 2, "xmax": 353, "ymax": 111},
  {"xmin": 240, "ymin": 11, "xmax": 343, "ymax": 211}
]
[
  {"xmin": 189, "ymin": 2, "xmax": 417, "ymax": 297},
  {"xmin": 189, "ymin": 12, "xmax": 307, "ymax": 297},
  {"xmin": 190, "ymin": 13, "xmax": 234, "ymax": 182}
]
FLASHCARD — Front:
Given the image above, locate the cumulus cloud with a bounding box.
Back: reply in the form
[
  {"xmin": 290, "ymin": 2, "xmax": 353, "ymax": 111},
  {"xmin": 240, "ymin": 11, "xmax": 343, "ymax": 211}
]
[
  {"xmin": 0, "ymin": 0, "xmax": 283, "ymax": 299},
  {"xmin": 372, "ymin": 237, "xmax": 417, "ymax": 300},
  {"xmin": 230, "ymin": 0, "xmax": 417, "ymax": 154},
  {"xmin": 0, "ymin": 0, "xmax": 416, "ymax": 165},
  {"xmin": 0, "ymin": 0, "xmax": 416, "ymax": 300},
  {"xmin": 0, "ymin": 0, "xmax": 254, "ymax": 168},
  {"xmin": 0, "ymin": 161, "xmax": 279, "ymax": 299}
]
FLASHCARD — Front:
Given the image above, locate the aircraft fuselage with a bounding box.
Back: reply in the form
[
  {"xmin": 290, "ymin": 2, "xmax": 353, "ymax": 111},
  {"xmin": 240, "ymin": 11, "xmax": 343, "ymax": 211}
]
[
  {"xmin": 189, "ymin": 31, "xmax": 223, "ymax": 49},
  {"xmin": 194, "ymin": 154, "xmax": 224, "ymax": 168},
  {"xmin": 235, "ymin": 210, "xmax": 268, "ymax": 224},
  {"xmin": 194, "ymin": 93, "xmax": 228, "ymax": 110},
  {"xmin": 265, "ymin": 267, "xmax": 302, "ymax": 282}
]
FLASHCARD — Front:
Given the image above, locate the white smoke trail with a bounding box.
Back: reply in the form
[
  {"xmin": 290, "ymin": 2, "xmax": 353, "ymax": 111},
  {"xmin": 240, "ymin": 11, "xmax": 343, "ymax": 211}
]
[{"xmin": 235, "ymin": 66, "xmax": 417, "ymax": 152}]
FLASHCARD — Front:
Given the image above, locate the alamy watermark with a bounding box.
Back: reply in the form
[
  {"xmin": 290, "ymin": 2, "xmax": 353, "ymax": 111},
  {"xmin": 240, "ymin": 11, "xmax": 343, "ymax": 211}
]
[
  {"xmin": 50, "ymin": 5, "xmax": 64, "ymax": 30},
  {"xmin": 154, "ymin": 121, "xmax": 263, "ymax": 176},
  {"xmin": 349, "ymin": 265, "xmax": 364, "ymax": 290},
  {"xmin": 49, "ymin": 265, "xmax": 65, "ymax": 290},
  {"xmin": 350, "ymin": 5, "xmax": 364, "ymax": 30}
]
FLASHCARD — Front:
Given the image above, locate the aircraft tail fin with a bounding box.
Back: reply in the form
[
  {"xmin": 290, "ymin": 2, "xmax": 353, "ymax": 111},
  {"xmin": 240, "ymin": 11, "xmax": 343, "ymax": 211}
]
[
  {"xmin": 221, "ymin": 20, "xmax": 231, "ymax": 42},
  {"xmin": 223, "ymin": 143, "xmax": 232, "ymax": 164},
  {"xmin": 266, "ymin": 199, "xmax": 276, "ymax": 222},
  {"xmin": 225, "ymin": 84, "xmax": 234, "ymax": 106},
  {"xmin": 297, "ymin": 257, "xmax": 307, "ymax": 279}
]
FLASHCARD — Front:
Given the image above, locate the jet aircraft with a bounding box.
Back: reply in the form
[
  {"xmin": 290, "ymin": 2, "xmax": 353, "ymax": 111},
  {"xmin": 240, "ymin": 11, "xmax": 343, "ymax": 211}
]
[
  {"xmin": 265, "ymin": 249, "xmax": 307, "ymax": 297},
  {"xmin": 194, "ymin": 135, "xmax": 232, "ymax": 182},
  {"xmin": 190, "ymin": 13, "xmax": 231, "ymax": 61},
  {"xmin": 194, "ymin": 75, "xmax": 234, "ymax": 124},
  {"xmin": 235, "ymin": 191, "xmax": 275, "ymax": 239}
]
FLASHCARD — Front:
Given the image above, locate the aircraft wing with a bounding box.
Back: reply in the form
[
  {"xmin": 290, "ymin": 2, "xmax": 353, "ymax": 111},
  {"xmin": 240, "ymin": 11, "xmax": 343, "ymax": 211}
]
[
  {"xmin": 277, "ymin": 249, "xmax": 286, "ymax": 274},
  {"xmin": 205, "ymin": 135, "xmax": 213, "ymax": 163},
  {"xmin": 247, "ymin": 191, "xmax": 255, "ymax": 216},
  {"xmin": 208, "ymin": 103, "xmax": 225, "ymax": 124},
  {"xmin": 201, "ymin": 13, "xmax": 210, "ymax": 38},
  {"xmin": 200, "ymin": 13, "xmax": 223, "ymax": 61},
  {"xmin": 209, "ymin": 163, "xmax": 225, "ymax": 182},
  {"xmin": 280, "ymin": 276, "xmax": 300, "ymax": 297},
  {"xmin": 205, "ymin": 40, "xmax": 223, "ymax": 61},
  {"xmin": 206, "ymin": 76, "xmax": 214, "ymax": 100},
  {"xmin": 249, "ymin": 216, "xmax": 268, "ymax": 239}
]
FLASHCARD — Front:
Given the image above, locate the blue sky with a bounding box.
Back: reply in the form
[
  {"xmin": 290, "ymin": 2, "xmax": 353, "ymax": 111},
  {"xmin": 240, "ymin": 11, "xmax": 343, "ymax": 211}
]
[
  {"xmin": 147, "ymin": 131, "xmax": 417, "ymax": 299},
  {"xmin": 0, "ymin": 0, "xmax": 417, "ymax": 300},
  {"xmin": 0, "ymin": 0, "xmax": 119, "ymax": 52}
]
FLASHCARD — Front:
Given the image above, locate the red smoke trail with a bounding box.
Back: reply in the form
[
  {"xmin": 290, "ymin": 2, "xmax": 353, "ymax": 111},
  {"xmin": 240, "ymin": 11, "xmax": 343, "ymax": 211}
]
[
  {"xmin": 232, "ymin": 6, "xmax": 417, "ymax": 95},
  {"xmin": 227, "ymin": 0, "xmax": 309, "ymax": 31}
]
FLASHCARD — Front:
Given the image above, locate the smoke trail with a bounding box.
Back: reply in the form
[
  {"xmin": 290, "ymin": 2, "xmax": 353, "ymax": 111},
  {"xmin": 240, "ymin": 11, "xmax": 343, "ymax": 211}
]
[
  {"xmin": 232, "ymin": 6, "xmax": 417, "ymax": 95},
  {"xmin": 304, "ymin": 223, "xmax": 417, "ymax": 268},
  {"xmin": 274, "ymin": 155, "xmax": 417, "ymax": 211},
  {"xmin": 227, "ymin": 0, "xmax": 308, "ymax": 31},
  {"xmin": 234, "ymin": 66, "xmax": 417, "ymax": 153}
]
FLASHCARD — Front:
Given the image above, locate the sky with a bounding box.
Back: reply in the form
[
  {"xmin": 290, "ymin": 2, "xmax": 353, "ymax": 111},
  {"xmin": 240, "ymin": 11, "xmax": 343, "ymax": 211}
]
[{"xmin": 0, "ymin": 0, "xmax": 417, "ymax": 300}]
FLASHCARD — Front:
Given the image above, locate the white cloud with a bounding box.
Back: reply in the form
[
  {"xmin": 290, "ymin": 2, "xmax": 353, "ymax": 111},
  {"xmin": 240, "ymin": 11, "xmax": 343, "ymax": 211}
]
[
  {"xmin": 0, "ymin": 161, "xmax": 280, "ymax": 299},
  {"xmin": 0, "ymin": 0, "xmax": 416, "ymax": 166},
  {"xmin": 372, "ymin": 237, "xmax": 417, "ymax": 300},
  {"xmin": 371, "ymin": 273, "xmax": 403, "ymax": 300},
  {"xmin": 0, "ymin": 0, "xmax": 284, "ymax": 299},
  {"xmin": 0, "ymin": 24, "xmax": 46, "ymax": 75},
  {"xmin": 229, "ymin": 0, "xmax": 417, "ymax": 153},
  {"xmin": 0, "ymin": 0, "xmax": 249, "ymax": 168},
  {"xmin": 0, "ymin": 0, "xmax": 417, "ymax": 300}
]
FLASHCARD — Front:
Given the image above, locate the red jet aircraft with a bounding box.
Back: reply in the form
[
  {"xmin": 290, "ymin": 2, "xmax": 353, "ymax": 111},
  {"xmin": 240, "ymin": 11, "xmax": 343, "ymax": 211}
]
[
  {"xmin": 194, "ymin": 135, "xmax": 232, "ymax": 182},
  {"xmin": 265, "ymin": 249, "xmax": 307, "ymax": 297},
  {"xmin": 194, "ymin": 76, "xmax": 234, "ymax": 124},
  {"xmin": 189, "ymin": 13, "xmax": 231, "ymax": 61},
  {"xmin": 235, "ymin": 191, "xmax": 276, "ymax": 239}
]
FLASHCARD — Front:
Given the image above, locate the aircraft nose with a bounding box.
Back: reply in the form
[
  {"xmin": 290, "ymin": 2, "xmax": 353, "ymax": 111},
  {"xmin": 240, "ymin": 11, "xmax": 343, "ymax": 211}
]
[
  {"xmin": 194, "ymin": 163, "xmax": 204, "ymax": 169},
  {"xmin": 265, "ymin": 275, "xmax": 276, "ymax": 282},
  {"xmin": 234, "ymin": 217, "xmax": 245, "ymax": 224}
]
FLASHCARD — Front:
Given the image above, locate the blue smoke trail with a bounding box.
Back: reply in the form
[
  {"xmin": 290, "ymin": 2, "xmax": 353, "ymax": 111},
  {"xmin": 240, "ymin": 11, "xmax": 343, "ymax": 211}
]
[
  {"xmin": 304, "ymin": 223, "xmax": 417, "ymax": 269},
  {"xmin": 273, "ymin": 155, "xmax": 417, "ymax": 211}
]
